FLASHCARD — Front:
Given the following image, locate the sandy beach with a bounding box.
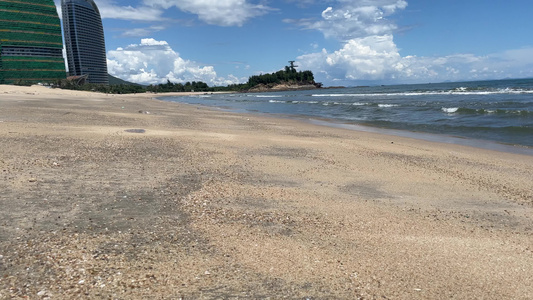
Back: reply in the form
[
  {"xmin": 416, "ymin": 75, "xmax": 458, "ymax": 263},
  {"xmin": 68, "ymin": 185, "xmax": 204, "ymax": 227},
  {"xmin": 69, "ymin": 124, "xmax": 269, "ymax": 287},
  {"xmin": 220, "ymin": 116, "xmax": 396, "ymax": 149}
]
[{"xmin": 1, "ymin": 85, "xmax": 532, "ymax": 299}]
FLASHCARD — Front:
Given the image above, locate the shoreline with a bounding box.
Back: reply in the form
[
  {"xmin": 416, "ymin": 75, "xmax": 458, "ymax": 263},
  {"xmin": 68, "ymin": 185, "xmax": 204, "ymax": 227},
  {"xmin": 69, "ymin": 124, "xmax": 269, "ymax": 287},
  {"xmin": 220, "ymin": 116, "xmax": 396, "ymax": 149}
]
[
  {"xmin": 1, "ymin": 85, "xmax": 532, "ymax": 298},
  {"xmin": 307, "ymin": 118, "xmax": 533, "ymax": 156},
  {"xmin": 160, "ymin": 93, "xmax": 533, "ymax": 156}
]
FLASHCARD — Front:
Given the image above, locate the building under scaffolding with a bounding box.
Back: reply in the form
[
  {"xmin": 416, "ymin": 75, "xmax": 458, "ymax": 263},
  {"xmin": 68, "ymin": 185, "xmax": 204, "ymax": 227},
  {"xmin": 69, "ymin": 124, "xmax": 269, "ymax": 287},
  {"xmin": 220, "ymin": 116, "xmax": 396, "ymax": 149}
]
[{"xmin": 0, "ymin": 0, "xmax": 66, "ymax": 84}]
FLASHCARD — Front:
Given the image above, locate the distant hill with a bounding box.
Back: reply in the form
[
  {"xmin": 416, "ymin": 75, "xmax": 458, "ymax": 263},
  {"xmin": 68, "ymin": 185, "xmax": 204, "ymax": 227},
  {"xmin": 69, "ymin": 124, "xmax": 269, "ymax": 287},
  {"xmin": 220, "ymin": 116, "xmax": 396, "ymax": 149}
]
[{"xmin": 108, "ymin": 74, "xmax": 143, "ymax": 86}]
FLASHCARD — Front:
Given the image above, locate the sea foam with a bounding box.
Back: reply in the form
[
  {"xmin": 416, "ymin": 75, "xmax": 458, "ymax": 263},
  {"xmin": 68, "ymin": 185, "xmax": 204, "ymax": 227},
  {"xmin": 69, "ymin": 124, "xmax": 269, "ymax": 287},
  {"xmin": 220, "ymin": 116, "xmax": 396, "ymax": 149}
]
[{"xmin": 442, "ymin": 107, "xmax": 459, "ymax": 113}]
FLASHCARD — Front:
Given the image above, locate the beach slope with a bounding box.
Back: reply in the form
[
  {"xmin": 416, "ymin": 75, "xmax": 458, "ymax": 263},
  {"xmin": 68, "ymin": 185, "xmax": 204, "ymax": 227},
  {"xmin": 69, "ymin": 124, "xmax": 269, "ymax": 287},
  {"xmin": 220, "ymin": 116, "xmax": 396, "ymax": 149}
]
[{"xmin": 1, "ymin": 85, "xmax": 532, "ymax": 299}]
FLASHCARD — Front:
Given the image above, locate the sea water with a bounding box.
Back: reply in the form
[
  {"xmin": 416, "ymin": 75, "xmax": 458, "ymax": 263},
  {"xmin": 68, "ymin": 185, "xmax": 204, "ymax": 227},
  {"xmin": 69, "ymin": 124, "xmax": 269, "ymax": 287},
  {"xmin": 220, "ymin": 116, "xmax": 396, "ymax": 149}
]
[{"xmin": 162, "ymin": 78, "xmax": 533, "ymax": 152}]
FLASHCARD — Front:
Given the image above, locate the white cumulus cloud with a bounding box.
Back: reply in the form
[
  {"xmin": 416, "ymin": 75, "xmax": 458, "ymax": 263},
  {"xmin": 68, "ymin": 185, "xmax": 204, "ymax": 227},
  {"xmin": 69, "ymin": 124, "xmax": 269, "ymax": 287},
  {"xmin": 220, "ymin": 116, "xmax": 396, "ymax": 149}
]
[
  {"xmin": 107, "ymin": 38, "xmax": 241, "ymax": 86},
  {"xmin": 292, "ymin": 0, "xmax": 533, "ymax": 85},
  {"xmin": 297, "ymin": 35, "xmax": 533, "ymax": 85},
  {"xmin": 297, "ymin": 35, "xmax": 406, "ymax": 84}
]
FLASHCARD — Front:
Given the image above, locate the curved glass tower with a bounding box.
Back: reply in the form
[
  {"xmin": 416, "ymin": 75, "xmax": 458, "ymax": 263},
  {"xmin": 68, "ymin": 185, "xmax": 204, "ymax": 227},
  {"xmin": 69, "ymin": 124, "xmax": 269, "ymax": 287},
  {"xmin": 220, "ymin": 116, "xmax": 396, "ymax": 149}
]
[
  {"xmin": 0, "ymin": 0, "xmax": 66, "ymax": 84},
  {"xmin": 62, "ymin": 0, "xmax": 108, "ymax": 84}
]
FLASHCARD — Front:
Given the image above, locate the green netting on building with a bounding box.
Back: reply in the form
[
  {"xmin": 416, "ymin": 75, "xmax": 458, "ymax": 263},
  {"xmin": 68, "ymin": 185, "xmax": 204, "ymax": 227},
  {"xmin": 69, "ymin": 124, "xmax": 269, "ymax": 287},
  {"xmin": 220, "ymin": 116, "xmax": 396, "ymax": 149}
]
[
  {"xmin": 0, "ymin": 0, "xmax": 66, "ymax": 84},
  {"xmin": 0, "ymin": 50, "xmax": 3, "ymax": 82}
]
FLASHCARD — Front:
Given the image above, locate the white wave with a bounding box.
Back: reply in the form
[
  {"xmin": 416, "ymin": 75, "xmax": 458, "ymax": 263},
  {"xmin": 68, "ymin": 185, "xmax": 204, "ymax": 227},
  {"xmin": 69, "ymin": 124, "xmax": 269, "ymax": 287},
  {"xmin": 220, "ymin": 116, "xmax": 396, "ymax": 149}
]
[
  {"xmin": 268, "ymin": 100, "xmax": 320, "ymax": 104},
  {"xmin": 315, "ymin": 92, "xmax": 437, "ymax": 97},
  {"xmin": 312, "ymin": 88, "xmax": 533, "ymax": 98},
  {"xmin": 498, "ymin": 88, "xmax": 533, "ymax": 94},
  {"xmin": 333, "ymin": 102, "xmax": 368, "ymax": 106},
  {"xmin": 312, "ymin": 94, "xmax": 348, "ymax": 97},
  {"xmin": 378, "ymin": 104, "xmax": 399, "ymax": 108},
  {"xmin": 442, "ymin": 107, "xmax": 459, "ymax": 113},
  {"xmin": 256, "ymin": 95, "xmax": 283, "ymax": 98}
]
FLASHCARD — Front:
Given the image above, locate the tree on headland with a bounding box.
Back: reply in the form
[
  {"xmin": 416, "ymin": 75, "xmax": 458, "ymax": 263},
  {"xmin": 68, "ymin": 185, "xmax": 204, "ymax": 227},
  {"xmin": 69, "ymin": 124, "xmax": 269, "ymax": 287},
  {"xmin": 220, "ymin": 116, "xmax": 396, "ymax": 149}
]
[
  {"xmin": 246, "ymin": 62, "xmax": 317, "ymax": 89},
  {"xmin": 211, "ymin": 62, "xmax": 319, "ymax": 91}
]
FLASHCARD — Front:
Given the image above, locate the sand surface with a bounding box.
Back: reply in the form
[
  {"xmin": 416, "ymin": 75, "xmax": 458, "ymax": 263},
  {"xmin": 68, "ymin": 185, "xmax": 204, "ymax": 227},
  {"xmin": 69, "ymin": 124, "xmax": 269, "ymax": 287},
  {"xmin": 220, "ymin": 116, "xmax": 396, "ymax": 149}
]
[{"xmin": 1, "ymin": 85, "xmax": 532, "ymax": 299}]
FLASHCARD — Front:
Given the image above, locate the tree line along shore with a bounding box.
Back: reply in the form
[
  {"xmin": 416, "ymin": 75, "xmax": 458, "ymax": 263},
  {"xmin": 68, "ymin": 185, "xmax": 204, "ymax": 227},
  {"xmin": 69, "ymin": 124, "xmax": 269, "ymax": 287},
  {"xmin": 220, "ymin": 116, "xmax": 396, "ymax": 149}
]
[{"xmin": 8, "ymin": 64, "xmax": 321, "ymax": 94}]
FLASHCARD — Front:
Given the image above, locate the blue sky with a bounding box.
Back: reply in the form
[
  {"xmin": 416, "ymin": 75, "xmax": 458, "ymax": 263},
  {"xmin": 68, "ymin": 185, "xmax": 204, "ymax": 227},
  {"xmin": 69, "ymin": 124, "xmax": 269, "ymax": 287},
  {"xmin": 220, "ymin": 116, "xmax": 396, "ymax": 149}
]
[{"xmin": 53, "ymin": 0, "xmax": 533, "ymax": 86}]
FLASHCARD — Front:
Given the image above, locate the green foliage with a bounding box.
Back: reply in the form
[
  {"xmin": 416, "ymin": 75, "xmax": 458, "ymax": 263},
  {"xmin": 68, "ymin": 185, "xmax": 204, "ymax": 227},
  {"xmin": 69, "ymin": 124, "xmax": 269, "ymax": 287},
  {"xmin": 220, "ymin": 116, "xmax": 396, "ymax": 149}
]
[
  {"xmin": 58, "ymin": 78, "xmax": 216, "ymax": 94},
  {"xmin": 55, "ymin": 63, "xmax": 317, "ymax": 94},
  {"xmin": 57, "ymin": 78, "xmax": 141, "ymax": 93},
  {"xmin": 247, "ymin": 66, "xmax": 315, "ymax": 88},
  {"xmin": 145, "ymin": 80, "xmax": 212, "ymax": 93},
  {"xmin": 13, "ymin": 80, "xmax": 33, "ymax": 86}
]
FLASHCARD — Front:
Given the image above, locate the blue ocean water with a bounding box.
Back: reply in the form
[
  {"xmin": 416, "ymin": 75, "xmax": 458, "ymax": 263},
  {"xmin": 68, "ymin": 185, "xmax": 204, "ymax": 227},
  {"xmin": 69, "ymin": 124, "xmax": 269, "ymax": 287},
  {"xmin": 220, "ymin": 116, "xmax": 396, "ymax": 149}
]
[{"xmin": 162, "ymin": 78, "xmax": 533, "ymax": 150}]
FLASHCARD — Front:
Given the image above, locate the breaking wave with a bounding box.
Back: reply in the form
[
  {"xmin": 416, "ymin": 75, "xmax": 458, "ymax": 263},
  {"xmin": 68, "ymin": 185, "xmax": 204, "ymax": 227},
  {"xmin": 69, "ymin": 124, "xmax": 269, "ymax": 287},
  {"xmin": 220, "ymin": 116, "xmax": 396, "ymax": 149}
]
[
  {"xmin": 442, "ymin": 107, "xmax": 532, "ymax": 115},
  {"xmin": 313, "ymin": 87, "xmax": 533, "ymax": 98}
]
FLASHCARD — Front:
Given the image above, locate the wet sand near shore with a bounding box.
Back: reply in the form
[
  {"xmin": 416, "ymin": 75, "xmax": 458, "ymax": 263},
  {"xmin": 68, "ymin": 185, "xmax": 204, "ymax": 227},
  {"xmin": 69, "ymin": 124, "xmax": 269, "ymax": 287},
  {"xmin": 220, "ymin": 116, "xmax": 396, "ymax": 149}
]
[{"xmin": 1, "ymin": 85, "xmax": 532, "ymax": 299}]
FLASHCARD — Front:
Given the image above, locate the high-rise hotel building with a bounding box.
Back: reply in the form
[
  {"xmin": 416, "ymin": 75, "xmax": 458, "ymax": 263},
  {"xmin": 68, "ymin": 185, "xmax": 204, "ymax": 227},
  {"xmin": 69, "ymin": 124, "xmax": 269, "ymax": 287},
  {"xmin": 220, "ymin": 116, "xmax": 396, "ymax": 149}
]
[
  {"xmin": 0, "ymin": 0, "xmax": 66, "ymax": 84},
  {"xmin": 62, "ymin": 0, "xmax": 108, "ymax": 84}
]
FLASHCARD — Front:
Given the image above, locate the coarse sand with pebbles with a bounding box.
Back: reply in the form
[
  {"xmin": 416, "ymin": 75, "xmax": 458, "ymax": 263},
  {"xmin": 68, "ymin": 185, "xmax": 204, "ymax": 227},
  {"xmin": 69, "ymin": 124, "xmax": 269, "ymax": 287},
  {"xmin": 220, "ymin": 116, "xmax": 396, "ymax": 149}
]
[{"xmin": 0, "ymin": 85, "xmax": 532, "ymax": 299}]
